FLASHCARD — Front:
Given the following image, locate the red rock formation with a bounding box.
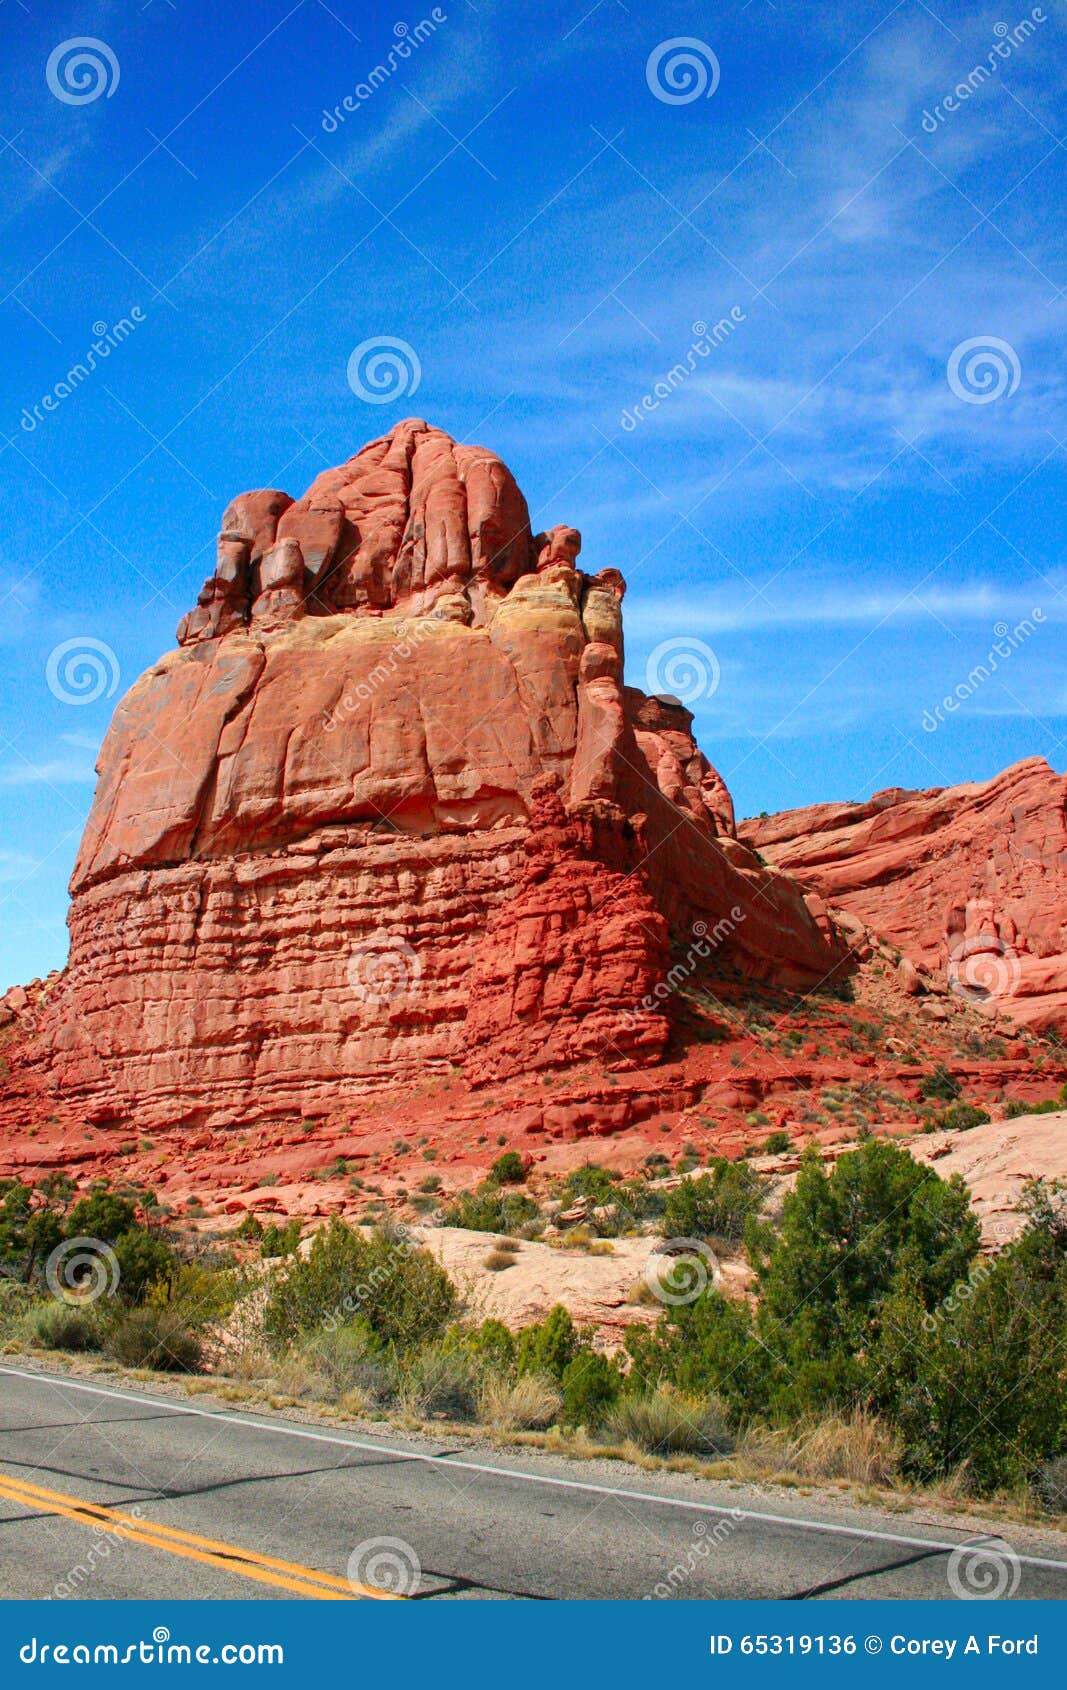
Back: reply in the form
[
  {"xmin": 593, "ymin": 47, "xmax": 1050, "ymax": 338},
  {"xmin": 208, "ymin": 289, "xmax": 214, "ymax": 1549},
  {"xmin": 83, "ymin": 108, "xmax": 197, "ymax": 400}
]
[
  {"xmin": 463, "ymin": 775, "xmax": 672, "ymax": 1082},
  {"xmin": 27, "ymin": 420, "xmax": 845, "ymax": 1130},
  {"xmin": 739, "ymin": 757, "xmax": 1067, "ymax": 1034}
]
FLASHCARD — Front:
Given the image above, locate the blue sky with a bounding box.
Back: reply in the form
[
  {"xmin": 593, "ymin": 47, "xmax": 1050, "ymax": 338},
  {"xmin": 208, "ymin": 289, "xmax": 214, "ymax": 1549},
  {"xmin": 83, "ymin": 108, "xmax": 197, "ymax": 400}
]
[{"xmin": 1, "ymin": 0, "xmax": 1065, "ymax": 989}]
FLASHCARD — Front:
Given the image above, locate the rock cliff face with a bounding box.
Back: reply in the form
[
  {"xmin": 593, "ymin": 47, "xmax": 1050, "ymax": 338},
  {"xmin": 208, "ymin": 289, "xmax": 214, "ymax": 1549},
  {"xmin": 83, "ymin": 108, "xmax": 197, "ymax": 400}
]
[
  {"xmin": 34, "ymin": 419, "xmax": 844, "ymax": 1129},
  {"xmin": 739, "ymin": 757, "xmax": 1067, "ymax": 1034}
]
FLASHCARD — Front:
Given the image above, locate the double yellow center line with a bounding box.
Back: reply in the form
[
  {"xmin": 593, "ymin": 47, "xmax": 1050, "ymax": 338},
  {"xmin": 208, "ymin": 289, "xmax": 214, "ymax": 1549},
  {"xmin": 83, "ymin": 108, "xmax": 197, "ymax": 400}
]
[{"xmin": 0, "ymin": 1472, "xmax": 404, "ymax": 1600}]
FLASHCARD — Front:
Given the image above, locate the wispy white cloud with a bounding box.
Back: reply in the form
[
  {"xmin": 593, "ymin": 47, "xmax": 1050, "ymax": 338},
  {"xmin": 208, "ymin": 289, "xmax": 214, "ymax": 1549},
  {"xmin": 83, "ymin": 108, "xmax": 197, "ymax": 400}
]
[{"xmin": 624, "ymin": 581, "xmax": 1064, "ymax": 638}]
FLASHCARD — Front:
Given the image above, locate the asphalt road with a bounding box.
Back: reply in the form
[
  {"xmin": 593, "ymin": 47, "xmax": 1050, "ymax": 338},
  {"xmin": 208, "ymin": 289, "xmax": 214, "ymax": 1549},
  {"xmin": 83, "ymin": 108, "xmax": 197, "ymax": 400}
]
[{"xmin": 2, "ymin": 1363, "xmax": 1066, "ymax": 1601}]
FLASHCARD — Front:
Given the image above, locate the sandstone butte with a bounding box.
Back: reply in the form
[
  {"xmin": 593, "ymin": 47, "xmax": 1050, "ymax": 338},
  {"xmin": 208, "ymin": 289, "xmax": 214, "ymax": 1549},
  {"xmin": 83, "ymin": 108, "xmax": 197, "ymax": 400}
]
[
  {"xmin": 1, "ymin": 418, "xmax": 1065, "ymax": 1225},
  {"xmin": 5, "ymin": 419, "xmax": 843, "ymax": 1135}
]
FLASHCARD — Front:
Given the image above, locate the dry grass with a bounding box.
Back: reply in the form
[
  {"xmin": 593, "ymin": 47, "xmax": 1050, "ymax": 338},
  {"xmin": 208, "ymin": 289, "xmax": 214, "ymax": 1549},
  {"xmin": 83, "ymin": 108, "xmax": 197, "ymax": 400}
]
[
  {"xmin": 744, "ymin": 1410, "xmax": 902, "ymax": 1487},
  {"xmin": 607, "ymin": 1387, "xmax": 734, "ymax": 1456},
  {"xmin": 626, "ymin": 1279, "xmax": 658, "ymax": 1306},
  {"xmin": 478, "ymin": 1371, "xmax": 562, "ymax": 1432},
  {"xmin": 484, "ymin": 1248, "xmax": 517, "ymax": 1272}
]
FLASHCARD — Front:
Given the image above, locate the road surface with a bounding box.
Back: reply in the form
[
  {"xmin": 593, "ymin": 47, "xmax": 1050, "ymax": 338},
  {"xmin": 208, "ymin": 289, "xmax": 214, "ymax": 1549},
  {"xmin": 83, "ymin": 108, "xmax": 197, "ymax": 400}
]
[{"xmin": 1, "ymin": 1363, "xmax": 1066, "ymax": 1600}]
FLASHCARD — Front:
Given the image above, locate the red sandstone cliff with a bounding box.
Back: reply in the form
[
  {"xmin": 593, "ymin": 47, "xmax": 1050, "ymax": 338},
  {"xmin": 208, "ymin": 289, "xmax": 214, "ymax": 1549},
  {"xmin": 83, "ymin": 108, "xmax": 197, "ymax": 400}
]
[
  {"xmin": 27, "ymin": 420, "xmax": 844, "ymax": 1130},
  {"xmin": 739, "ymin": 757, "xmax": 1067, "ymax": 1035}
]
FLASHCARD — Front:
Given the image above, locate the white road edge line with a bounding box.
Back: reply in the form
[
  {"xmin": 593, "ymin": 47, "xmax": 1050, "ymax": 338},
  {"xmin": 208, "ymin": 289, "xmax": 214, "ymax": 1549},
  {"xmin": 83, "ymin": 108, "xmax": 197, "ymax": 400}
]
[{"xmin": 4, "ymin": 1365, "xmax": 1067, "ymax": 1575}]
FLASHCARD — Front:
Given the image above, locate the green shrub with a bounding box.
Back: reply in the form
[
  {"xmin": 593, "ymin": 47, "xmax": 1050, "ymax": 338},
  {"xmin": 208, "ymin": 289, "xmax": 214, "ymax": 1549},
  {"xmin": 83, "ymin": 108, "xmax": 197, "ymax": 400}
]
[
  {"xmin": 560, "ymin": 1165, "xmax": 620, "ymax": 1207},
  {"xmin": 438, "ymin": 1183, "xmax": 539, "ymax": 1234},
  {"xmin": 761, "ymin": 1131, "xmax": 793, "ymax": 1155},
  {"xmin": 515, "ymin": 1305, "xmax": 583, "ymax": 1383},
  {"xmin": 263, "ymin": 1220, "xmax": 456, "ymax": 1355},
  {"xmin": 871, "ymin": 1232, "xmax": 1066, "ymax": 1491},
  {"xmin": 260, "ymin": 1219, "xmax": 301, "ymax": 1258},
  {"xmin": 919, "ymin": 1064, "xmax": 960, "ymax": 1103},
  {"xmin": 755, "ymin": 1140, "xmax": 979, "ymax": 1345},
  {"xmin": 625, "ymin": 1285, "xmax": 767, "ymax": 1414},
  {"xmin": 107, "ymin": 1308, "xmax": 202, "ymax": 1372},
  {"xmin": 1005, "ymin": 1091, "xmax": 1067, "ymax": 1119},
  {"xmin": 25, "ymin": 1301, "xmax": 101, "ymax": 1352},
  {"xmin": 560, "ymin": 1352, "xmax": 621, "ymax": 1427},
  {"xmin": 111, "ymin": 1227, "xmax": 176, "ymax": 1303},
  {"xmin": 489, "ymin": 1151, "xmax": 526, "ymax": 1185},
  {"xmin": 462, "ymin": 1318, "xmax": 517, "ymax": 1373},
  {"xmin": 936, "ymin": 1103, "xmax": 990, "ymax": 1132},
  {"xmin": 236, "ymin": 1213, "xmax": 264, "ymax": 1240},
  {"xmin": 661, "ymin": 1159, "xmax": 765, "ymax": 1243},
  {"xmin": 65, "ymin": 1188, "xmax": 139, "ymax": 1242}
]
